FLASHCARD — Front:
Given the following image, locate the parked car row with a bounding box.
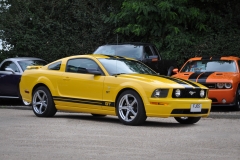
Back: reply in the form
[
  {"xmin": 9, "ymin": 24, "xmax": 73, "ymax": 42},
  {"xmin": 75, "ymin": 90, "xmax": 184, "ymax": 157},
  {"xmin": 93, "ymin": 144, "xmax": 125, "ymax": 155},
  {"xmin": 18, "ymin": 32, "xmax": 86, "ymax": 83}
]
[
  {"xmin": 19, "ymin": 54, "xmax": 211, "ymax": 125},
  {"xmin": 1, "ymin": 52, "xmax": 239, "ymax": 125}
]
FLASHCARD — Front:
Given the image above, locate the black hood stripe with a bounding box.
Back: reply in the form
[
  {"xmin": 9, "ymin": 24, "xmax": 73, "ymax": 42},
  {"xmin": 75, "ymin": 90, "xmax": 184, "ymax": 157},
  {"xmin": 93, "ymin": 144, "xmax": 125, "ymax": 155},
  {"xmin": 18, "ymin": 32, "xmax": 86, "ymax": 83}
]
[
  {"xmin": 197, "ymin": 72, "xmax": 214, "ymax": 83},
  {"xmin": 53, "ymin": 96, "xmax": 115, "ymax": 107},
  {"xmin": 175, "ymin": 77, "xmax": 201, "ymax": 88},
  {"xmin": 158, "ymin": 75, "xmax": 197, "ymax": 89},
  {"xmin": 189, "ymin": 72, "xmax": 203, "ymax": 82}
]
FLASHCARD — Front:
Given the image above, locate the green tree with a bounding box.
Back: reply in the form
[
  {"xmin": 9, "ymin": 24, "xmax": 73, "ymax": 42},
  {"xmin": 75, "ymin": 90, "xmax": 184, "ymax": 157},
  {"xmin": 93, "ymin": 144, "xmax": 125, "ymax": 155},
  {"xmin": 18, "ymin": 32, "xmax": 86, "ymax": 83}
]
[
  {"xmin": 103, "ymin": 0, "xmax": 240, "ymax": 65},
  {"xmin": 0, "ymin": 0, "xmax": 121, "ymax": 62}
]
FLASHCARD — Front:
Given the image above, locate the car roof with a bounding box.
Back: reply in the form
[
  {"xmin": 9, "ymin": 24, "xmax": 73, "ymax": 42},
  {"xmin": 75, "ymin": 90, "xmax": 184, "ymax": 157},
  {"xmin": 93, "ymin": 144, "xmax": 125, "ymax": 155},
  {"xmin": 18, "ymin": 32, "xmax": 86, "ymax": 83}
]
[
  {"xmin": 4, "ymin": 57, "xmax": 45, "ymax": 61},
  {"xmin": 53, "ymin": 54, "xmax": 136, "ymax": 62},
  {"xmin": 101, "ymin": 42, "xmax": 155, "ymax": 46},
  {"xmin": 187, "ymin": 56, "xmax": 240, "ymax": 61}
]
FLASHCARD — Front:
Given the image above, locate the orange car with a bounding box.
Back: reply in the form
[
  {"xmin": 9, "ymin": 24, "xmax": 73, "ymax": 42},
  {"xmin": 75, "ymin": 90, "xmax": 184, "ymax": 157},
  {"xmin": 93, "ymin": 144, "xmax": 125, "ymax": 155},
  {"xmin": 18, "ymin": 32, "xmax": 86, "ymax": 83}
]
[{"xmin": 172, "ymin": 56, "xmax": 240, "ymax": 111}]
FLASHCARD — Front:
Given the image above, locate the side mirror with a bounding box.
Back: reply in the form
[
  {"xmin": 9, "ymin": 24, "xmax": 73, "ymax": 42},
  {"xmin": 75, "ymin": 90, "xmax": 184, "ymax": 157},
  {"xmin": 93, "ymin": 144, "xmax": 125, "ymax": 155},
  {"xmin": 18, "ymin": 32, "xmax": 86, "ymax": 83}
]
[
  {"xmin": 5, "ymin": 68, "xmax": 15, "ymax": 74},
  {"xmin": 173, "ymin": 68, "xmax": 179, "ymax": 74}
]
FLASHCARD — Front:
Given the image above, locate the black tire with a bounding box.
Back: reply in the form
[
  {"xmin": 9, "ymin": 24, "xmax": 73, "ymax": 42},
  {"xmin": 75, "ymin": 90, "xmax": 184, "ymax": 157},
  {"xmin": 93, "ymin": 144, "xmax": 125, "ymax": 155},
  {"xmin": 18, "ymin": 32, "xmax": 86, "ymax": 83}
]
[
  {"xmin": 116, "ymin": 90, "xmax": 147, "ymax": 126},
  {"xmin": 32, "ymin": 86, "xmax": 57, "ymax": 117},
  {"xmin": 91, "ymin": 114, "xmax": 106, "ymax": 117},
  {"xmin": 167, "ymin": 66, "xmax": 174, "ymax": 76},
  {"xmin": 174, "ymin": 117, "xmax": 201, "ymax": 124},
  {"xmin": 232, "ymin": 86, "xmax": 240, "ymax": 111}
]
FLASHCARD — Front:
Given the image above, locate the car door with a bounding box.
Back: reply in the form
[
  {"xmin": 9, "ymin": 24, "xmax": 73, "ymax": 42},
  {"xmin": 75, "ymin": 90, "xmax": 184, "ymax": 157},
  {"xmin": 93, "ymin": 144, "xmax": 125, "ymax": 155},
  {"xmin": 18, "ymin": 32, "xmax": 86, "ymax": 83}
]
[
  {"xmin": 57, "ymin": 58, "xmax": 105, "ymax": 109},
  {"xmin": 0, "ymin": 61, "xmax": 21, "ymax": 97}
]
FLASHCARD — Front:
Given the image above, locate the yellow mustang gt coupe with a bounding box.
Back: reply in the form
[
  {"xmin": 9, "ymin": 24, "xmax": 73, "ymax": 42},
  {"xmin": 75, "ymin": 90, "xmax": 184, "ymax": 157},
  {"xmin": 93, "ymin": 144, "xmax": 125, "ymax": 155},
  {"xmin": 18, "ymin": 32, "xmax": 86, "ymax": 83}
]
[{"xmin": 19, "ymin": 54, "xmax": 211, "ymax": 125}]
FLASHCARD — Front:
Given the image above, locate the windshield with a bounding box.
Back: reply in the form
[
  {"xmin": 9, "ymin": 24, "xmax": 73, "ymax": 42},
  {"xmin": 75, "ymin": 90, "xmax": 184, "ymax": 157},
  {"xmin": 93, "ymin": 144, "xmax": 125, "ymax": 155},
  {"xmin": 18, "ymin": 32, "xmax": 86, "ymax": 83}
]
[
  {"xmin": 181, "ymin": 60, "xmax": 237, "ymax": 72},
  {"xmin": 18, "ymin": 60, "xmax": 47, "ymax": 71},
  {"xmin": 94, "ymin": 45, "xmax": 143, "ymax": 60},
  {"xmin": 98, "ymin": 58, "xmax": 156, "ymax": 75}
]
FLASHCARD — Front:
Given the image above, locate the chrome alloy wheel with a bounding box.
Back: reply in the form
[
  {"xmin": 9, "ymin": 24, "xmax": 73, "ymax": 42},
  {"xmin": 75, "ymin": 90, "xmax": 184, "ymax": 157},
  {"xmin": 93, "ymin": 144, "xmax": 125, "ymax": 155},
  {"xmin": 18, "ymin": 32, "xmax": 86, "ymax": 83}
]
[
  {"xmin": 118, "ymin": 94, "xmax": 138, "ymax": 122},
  {"xmin": 32, "ymin": 90, "xmax": 48, "ymax": 114}
]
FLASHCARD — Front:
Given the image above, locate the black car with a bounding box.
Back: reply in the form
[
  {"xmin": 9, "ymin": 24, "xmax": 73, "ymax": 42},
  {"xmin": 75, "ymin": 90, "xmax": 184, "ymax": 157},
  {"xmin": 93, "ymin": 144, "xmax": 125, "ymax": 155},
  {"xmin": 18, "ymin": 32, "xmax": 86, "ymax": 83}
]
[
  {"xmin": 0, "ymin": 57, "xmax": 47, "ymax": 105},
  {"xmin": 93, "ymin": 42, "xmax": 177, "ymax": 76}
]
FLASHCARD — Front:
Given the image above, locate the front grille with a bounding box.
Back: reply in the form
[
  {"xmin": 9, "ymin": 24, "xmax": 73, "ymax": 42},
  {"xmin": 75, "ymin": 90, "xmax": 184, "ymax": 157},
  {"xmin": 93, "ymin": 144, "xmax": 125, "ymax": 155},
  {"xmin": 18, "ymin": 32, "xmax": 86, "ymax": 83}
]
[
  {"xmin": 171, "ymin": 109, "xmax": 209, "ymax": 114},
  {"xmin": 172, "ymin": 89, "xmax": 207, "ymax": 98}
]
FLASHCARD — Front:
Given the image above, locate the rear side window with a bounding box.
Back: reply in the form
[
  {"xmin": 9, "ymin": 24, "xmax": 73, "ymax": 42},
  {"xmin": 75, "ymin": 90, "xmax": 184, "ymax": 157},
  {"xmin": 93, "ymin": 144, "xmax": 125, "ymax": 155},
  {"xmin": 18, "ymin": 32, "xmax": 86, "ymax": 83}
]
[{"xmin": 48, "ymin": 61, "xmax": 61, "ymax": 70}]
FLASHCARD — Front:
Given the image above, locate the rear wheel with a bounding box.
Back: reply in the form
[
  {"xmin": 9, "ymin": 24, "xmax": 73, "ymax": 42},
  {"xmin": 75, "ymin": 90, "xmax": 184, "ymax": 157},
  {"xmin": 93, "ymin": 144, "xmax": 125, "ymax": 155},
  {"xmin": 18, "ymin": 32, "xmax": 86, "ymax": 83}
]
[
  {"xmin": 116, "ymin": 90, "xmax": 147, "ymax": 126},
  {"xmin": 232, "ymin": 86, "xmax": 240, "ymax": 111},
  {"xmin": 32, "ymin": 86, "xmax": 57, "ymax": 117},
  {"xmin": 174, "ymin": 117, "xmax": 201, "ymax": 124}
]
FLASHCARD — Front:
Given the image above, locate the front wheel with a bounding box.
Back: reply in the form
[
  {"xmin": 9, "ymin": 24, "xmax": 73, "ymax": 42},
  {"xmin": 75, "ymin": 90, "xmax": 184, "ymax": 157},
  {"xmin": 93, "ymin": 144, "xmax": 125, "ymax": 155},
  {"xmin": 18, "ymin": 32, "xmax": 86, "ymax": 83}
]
[
  {"xmin": 32, "ymin": 86, "xmax": 57, "ymax": 117},
  {"xmin": 116, "ymin": 90, "xmax": 147, "ymax": 126},
  {"xmin": 174, "ymin": 117, "xmax": 201, "ymax": 124}
]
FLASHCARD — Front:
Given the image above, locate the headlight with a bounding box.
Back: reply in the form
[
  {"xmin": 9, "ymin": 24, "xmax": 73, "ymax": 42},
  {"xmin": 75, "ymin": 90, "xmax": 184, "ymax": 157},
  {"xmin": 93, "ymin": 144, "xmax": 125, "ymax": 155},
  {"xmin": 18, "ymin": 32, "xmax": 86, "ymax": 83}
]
[
  {"xmin": 151, "ymin": 89, "xmax": 169, "ymax": 98},
  {"xmin": 217, "ymin": 83, "xmax": 232, "ymax": 89},
  {"xmin": 175, "ymin": 89, "xmax": 181, "ymax": 97},
  {"xmin": 224, "ymin": 83, "xmax": 232, "ymax": 89},
  {"xmin": 200, "ymin": 89, "xmax": 205, "ymax": 98},
  {"xmin": 217, "ymin": 83, "xmax": 224, "ymax": 88}
]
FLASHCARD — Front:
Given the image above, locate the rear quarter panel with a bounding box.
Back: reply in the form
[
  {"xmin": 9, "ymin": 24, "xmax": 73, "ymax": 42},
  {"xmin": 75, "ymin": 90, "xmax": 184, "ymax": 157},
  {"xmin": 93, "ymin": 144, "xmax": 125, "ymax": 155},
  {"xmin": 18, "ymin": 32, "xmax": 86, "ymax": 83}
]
[{"xmin": 19, "ymin": 68, "xmax": 63, "ymax": 103}]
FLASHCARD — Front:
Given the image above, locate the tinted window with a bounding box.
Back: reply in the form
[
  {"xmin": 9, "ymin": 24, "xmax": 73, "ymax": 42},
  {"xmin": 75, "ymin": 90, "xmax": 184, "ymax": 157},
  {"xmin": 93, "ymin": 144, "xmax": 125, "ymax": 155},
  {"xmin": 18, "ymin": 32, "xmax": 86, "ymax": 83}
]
[
  {"xmin": 143, "ymin": 46, "xmax": 153, "ymax": 58},
  {"xmin": 18, "ymin": 60, "xmax": 47, "ymax": 71},
  {"xmin": 0, "ymin": 61, "xmax": 19, "ymax": 72},
  {"xmin": 181, "ymin": 60, "xmax": 237, "ymax": 72},
  {"xmin": 94, "ymin": 45, "xmax": 143, "ymax": 60},
  {"xmin": 98, "ymin": 58, "xmax": 156, "ymax": 75},
  {"xmin": 66, "ymin": 58, "xmax": 100, "ymax": 74},
  {"xmin": 48, "ymin": 61, "xmax": 61, "ymax": 70}
]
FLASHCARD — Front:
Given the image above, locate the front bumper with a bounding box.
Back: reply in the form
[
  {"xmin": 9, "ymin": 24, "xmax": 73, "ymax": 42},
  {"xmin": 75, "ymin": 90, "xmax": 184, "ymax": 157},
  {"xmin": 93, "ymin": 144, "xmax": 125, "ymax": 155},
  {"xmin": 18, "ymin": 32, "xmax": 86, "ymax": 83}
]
[
  {"xmin": 208, "ymin": 89, "xmax": 235, "ymax": 106},
  {"xmin": 145, "ymin": 98, "xmax": 211, "ymax": 118}
]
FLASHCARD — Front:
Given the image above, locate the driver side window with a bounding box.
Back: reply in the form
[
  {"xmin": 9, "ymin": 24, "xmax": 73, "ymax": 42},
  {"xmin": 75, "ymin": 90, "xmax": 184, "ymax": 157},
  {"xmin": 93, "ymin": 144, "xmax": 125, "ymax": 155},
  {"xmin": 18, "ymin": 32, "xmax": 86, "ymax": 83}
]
[
  {"xmin": 0, "ymin": 61, "xmax": 20, "ymax": 72},
  {"xmin": 66, "ymin": 58, "xmax": 100, "ymax": 74}
]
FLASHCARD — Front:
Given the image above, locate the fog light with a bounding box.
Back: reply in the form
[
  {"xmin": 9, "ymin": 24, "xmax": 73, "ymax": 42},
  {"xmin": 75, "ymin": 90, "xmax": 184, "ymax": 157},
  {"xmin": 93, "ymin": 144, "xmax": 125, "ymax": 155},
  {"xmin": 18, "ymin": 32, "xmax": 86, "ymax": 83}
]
[{"xmin": 222, "ymin": 99, "xmax": 226, "ymax": 103}]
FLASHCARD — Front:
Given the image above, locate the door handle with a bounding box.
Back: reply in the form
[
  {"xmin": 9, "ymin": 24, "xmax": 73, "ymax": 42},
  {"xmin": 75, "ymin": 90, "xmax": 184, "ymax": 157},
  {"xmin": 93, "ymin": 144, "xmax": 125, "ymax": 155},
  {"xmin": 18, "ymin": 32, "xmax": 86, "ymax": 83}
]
[{"xmin": 63, "ymin": 77, "xmax": 70, "ymax": 81}]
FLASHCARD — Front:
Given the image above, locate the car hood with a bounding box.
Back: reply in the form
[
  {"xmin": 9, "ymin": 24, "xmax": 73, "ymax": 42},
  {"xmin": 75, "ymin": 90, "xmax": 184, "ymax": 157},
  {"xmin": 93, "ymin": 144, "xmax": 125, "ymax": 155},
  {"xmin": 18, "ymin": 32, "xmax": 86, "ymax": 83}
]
[
  {"xmin": 172, "ymin": 72, "xmax": 238, "ymax": 83},
  {"xmin": 117, "ymin": 73, "xmax": 206, "ymax": 89}
]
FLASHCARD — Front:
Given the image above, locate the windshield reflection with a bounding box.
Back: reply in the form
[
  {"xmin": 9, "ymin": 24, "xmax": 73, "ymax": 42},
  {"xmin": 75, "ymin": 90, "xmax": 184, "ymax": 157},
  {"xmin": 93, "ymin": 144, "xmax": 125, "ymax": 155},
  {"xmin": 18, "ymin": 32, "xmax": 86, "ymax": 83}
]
[
  {"xmin": 98, "ymin": 58, "xmax": 156, "ymax": 75},
  {"xmin": 181, "ymin": 60, "xmax": 237, "ymax": 72}
]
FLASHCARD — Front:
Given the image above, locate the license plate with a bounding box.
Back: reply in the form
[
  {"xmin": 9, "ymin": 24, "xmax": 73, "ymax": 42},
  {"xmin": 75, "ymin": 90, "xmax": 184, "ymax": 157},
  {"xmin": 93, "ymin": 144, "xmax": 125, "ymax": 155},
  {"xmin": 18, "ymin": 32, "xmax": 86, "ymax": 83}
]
[{"xmin": 190, "ymin": 104, "xmax": 202, "ymax": 112}]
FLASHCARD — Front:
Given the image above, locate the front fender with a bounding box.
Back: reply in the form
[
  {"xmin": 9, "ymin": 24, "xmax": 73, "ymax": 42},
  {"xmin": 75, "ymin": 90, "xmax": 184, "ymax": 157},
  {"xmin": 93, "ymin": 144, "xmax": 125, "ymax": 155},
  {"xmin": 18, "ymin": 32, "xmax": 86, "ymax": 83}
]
[{"xmin": 113, "ymin": 82, "xmax": 150, "ymax": 105}]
